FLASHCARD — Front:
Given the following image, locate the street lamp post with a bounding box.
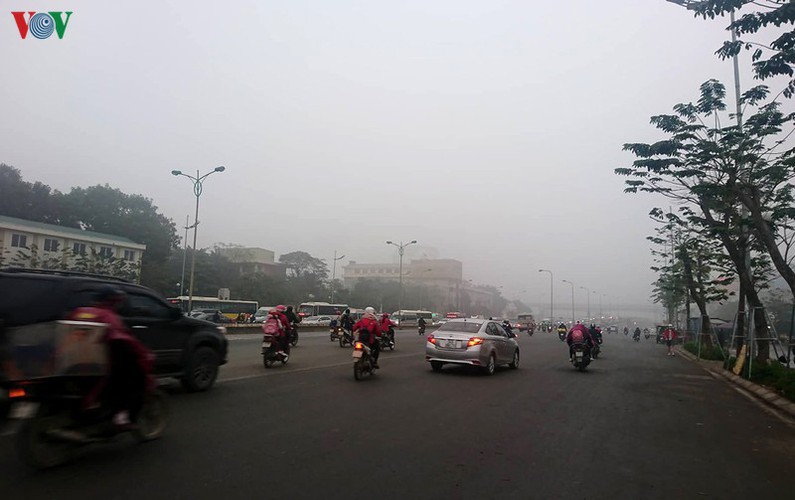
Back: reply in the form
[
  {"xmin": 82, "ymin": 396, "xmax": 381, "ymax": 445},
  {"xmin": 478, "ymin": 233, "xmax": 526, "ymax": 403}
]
[
  {"xmin": 580, "ymin": 286, "xmax": 591, "ymax": 323},
  {"xmin": 538, "ymin": 269, "xmax": 554, "ymax": 323},
  {"xmin": 330, "ymin": 250, "xmax": 345, "ymax": 303},
  {"xmin": 386, "ymin": 240, "xmax": 417, "ymax": 315},
  {"xmin": 179, "ymin": 214, "xmax": 196, "ymax": 297},
  {"xmin": 562, "ymin": 279, "xmax": 575, "ymax": 325},
  {"xmin": 172, "ymin": 166, "xmax": 226, "ymax": 312},
  {"xmin": 595, "ymin": 291, "xmax": 603, "ymax": 322}
]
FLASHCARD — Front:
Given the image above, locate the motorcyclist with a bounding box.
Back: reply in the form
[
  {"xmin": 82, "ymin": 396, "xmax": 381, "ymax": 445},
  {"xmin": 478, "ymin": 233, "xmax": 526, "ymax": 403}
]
[
  {"xmin": 269, "ymin": 305, "xmax": 292, "ymax": 358},
  {"xmin": 502, "ymin": 319, "xmax": 514, "ymax": 336},
  {"xmin": 589, "ymin": 324, "xmax": 602, "ymax": 345},
  {"xmin": 417, "ymin": 316, "xmax": 427, "ymax": 335},
  {"xmin": 566, "ymin": 321, "xmax": 596, "ymax": 360},
  {"xmin": 68, "ymin": 285, "xmax": 154, "ymax": 429},
  {"xmin": 284, "ymin": 305, "xmax": 301, "ymax": 336},
  {"xmin": 339, "ymin": 308, "xmax": 355, "ymax": 332},
  {"xmin": 379, "ymin": 313, "xmax": 396, "ymax": 343},
  {"xmin": 353, "ymin": 307, "xmax": 382, "ymax": 368},
  {"xmin": 633, "ymin": 326, "xmax": 642, "ymax": 340},
  {"xmin": 623, "ymin": 326, "xmax": 629, "ymax": 336}
]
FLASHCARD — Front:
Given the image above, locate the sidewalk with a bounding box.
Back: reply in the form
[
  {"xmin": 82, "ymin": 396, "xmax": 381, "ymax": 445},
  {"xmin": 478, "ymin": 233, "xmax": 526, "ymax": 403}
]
[{"xmin": 675, "ymin": 345, "xmax": 795, "ymax": 419}]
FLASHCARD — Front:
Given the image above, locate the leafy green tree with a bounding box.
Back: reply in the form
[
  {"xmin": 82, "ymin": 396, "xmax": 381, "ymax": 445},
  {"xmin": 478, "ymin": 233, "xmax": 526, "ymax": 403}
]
[
  {"xmin": 0, "ymin": 164, "xmax": 63, "ymax": 224},
  {"xmin": 688, "ymin": 1, "xmax": 795, "ymax": 97},
  {"xmin": 616, "ymin": 79, "xmax": 780, "ymax": 361}
]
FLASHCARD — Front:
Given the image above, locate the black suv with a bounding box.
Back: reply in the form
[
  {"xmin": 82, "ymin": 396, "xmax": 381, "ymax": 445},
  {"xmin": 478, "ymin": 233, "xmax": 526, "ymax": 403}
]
[{"xmin": 0, "ymin": 269, "xmax": 228, "ymax": 392}]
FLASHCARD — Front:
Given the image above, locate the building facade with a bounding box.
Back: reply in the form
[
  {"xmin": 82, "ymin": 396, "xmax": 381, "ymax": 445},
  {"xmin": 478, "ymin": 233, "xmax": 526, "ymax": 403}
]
[
  {"xmin": 218, "ymin": 247, "xmax": 286, "ymax": 278},
  {"xmin": 0, "ymin": 215, "xmax": 146, "ymax": 279}
]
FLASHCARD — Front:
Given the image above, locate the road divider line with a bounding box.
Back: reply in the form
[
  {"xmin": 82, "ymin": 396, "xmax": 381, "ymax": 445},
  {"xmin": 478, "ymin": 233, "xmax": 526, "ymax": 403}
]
[{"xmin": 219, "ymin": 352, "xmax": 419, "ymax": 383}]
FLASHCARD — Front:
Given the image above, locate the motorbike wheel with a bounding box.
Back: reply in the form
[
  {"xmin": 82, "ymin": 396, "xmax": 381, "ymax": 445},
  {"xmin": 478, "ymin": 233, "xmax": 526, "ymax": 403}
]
[
  {"xmin": 134, "ymin": 391, "xmax": 169, "ymax": 442},
  {"xmin": 263, "ymin": 355, "xmax": 276, "ymax": 369},
  {"xmin": 353, "ymin": 360, "xmax": 363, "ymax": 381},
  {"xmin": 330, "ymin": 333, "xmax": 335, "ymax": 342},
  {"xmin": 290, "ymin": 334, "xmax": 298, "ymax": 347},
  {"xmin": 339, "ymin": 337, "xmax": 345, "ymax": 348},
  {"xmin": 16, "ymin": 409, "xmax": 73, "ymax": 469}
]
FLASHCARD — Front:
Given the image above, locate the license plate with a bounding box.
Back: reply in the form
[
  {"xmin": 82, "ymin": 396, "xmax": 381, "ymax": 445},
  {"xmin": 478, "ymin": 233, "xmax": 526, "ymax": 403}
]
[
  {"xmin": 262, "ymin": 342, "xmax": 271, "ymax": 348},
  {"xmin": 10, "ymin": 402, "xmax": 39, "ymax": 419},
  {"xmin": 445, "ymin": 340, "xmax": 457, "ymax": 348},
  {"xmin": 575, "ymin": 352, "xmax": 583, "ymax": 358},
  {"xmin": 352, "ymin": 350, "xmax": 363, "ymax": 359}
]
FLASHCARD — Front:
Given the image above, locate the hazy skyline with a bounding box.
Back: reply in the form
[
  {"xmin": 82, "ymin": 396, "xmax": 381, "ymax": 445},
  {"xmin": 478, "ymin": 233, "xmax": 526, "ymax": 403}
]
[{"xmin": 0, "ymin": 0, "xmax": 758, "ymax": 314}]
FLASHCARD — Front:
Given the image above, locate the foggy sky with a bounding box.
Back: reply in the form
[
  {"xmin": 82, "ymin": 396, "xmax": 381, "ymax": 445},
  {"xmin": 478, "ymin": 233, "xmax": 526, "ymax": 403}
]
[{"xmin": 0, "ymin": 0, "xmax": 756, "ymax": 317}]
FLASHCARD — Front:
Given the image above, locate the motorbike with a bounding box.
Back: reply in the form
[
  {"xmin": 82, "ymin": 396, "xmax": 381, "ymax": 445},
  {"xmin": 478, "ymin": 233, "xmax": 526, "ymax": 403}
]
[
  {"xmin": 570, "ymin": 343, "xmax": 591, "ymax": 371},
  {"xmin": 557, "ymin": 329, "xmax": 567, "ymax": 342},
  {"xmin": 633, "ymin": 333, "xmax": 641, "ymax": 342},
  {"xmin": 379, "ymin": 328, "xmax": 395, "ymax": 351},
  {"xmin": 352, "ymin": 341, "xmax": 377, "ymax": 380},
  {"xmin": 644, "ymin": 329, "xmax": 651, "ymax": 340},
  {"xmin": 330, "ymin": 326, "xmax": 341, "ymax": 342},
  {"xmin": 262, "ymin": 333, "xmax": 289, "ymax": 368},
  {"xmin": 9, "ymin": 381, "xmax": 169, "ymax": 469},
  {"xmin": 592, "ymin": 339, "xmax": 602, "ymax": 358},
  {"xmin": 418, "ymin": 324, "xmax": 426, "ymax": 336},
  {"xmin": 289, "ymin": 326, "xmax": 298, "ymax": 347},
  {"xmin": 339, "ymin": 328, "xmax": 354, "ymax": 348}
]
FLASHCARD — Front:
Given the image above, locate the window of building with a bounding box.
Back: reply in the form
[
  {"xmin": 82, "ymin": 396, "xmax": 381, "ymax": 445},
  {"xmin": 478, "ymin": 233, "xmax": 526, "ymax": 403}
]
[
  {"xmin": 123, "ymin": 249, "xmax": 136, "ymax": 261},
  {"xmin": 11, "ymin": 234, "xmax": 27, "ymax": 248},
  {"xmin": 99, "ymin": 246, "xmax": 114, "ymax": 259},
  {"xmin": 43, "ymin": 238, "xmax": 60, "ymax": 252},
  {"xmin": 73, "ymin": 242, "xmax": 86, "ymax": 256}
]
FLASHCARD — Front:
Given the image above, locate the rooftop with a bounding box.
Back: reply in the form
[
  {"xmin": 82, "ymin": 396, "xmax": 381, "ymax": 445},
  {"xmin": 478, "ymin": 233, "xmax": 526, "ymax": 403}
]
[{"xmin": 0, "ymin": 214, "xmax": 143, "ymax": 247}]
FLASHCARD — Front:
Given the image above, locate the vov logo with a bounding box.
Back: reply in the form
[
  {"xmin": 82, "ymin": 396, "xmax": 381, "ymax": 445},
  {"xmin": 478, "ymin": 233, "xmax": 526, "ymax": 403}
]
[{"xmin": 11, "ymin": 12, "xmax": 73, "ymax": 39}]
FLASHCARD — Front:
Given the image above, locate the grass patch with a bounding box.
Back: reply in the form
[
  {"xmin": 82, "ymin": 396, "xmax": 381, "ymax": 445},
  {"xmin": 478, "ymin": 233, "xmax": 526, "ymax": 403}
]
[
  {"xmin": 750, "ymin": 362, "xmax": 795, "ymax": 402},
  {"xmin": 683, "ymin": 341, "xmax": 725, "ymax": 361}
]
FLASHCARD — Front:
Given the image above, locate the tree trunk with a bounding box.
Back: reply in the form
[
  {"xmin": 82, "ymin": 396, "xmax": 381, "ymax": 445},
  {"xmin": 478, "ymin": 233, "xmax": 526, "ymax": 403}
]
[
  {"xmin": 680, "ymin": 245, "xmax": 711, "ymax": 347},
  {"xmin": 736, "ymin": 287, "xmax": 746, "ymax": 358}
]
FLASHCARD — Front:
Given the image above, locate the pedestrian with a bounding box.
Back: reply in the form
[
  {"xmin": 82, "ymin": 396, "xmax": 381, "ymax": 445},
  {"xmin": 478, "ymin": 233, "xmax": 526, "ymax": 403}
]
[{"xmin": 663, "ymin": 324, "xmax": 677, "ymax": 356}]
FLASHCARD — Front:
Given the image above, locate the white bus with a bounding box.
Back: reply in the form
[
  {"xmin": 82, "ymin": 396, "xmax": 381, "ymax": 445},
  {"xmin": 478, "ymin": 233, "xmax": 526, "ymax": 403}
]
[
  {"xmin": 166, "ymin": 296, "xmax": 259, "ymax": 319},
  {"xmin": 298, "ymin": 302, "xmax": 349, "ymax": 318},
  {"xmin": 391, "ymin": 309, "xmax": 433, "ymax": 326}
]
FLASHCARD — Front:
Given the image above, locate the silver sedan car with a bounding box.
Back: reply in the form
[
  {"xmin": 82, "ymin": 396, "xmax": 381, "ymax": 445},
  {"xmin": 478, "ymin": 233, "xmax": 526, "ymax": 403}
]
[{"xmin": 425, "ymin": 318, "xmax": 520, "ymax": 375}]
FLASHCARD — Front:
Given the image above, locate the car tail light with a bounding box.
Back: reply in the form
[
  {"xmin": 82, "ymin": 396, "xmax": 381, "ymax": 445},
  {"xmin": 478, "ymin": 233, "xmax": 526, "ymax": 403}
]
[
  {"xmin": 9, "ymin": 387, "xmax": 25, "ymax": 398},
  {"xmin": 427, "ymin": 334, "xmax": 437, "ymax": 344},
  {"xmin": 467, "ymin": 337, "xmax": 484, "ymax": 347}
]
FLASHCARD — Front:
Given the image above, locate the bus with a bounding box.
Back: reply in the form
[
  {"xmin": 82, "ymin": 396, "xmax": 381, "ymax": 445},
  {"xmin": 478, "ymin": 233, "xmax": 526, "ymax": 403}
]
[
  {"xmin": 166, "ymin": 296, "xmax": 259, "ymax": 320},
  {"xmin": 298, "ymin": 302, "xmax": 349, "ymax": 318},
  {"xmin": 391, "ymin": 310, "xmax": 433, "ymax": 326}
]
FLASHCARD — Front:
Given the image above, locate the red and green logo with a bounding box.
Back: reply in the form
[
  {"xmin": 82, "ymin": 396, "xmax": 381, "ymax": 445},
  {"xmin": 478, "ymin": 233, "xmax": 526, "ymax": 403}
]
[{"xmin": 11, "ymin": 12, "xmax": 73, "ymax": 39}]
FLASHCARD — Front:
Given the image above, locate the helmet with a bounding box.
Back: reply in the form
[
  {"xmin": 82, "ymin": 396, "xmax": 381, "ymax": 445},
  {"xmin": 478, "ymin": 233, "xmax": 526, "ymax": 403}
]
[
  {"xmin": 93, "ymin": 285, "xmax": 126, "ymax": 306},
  {"xmin": 502, "ymin": 319, "xmax": 509, "ymax": 324},
  {"xmin": 276, "ymin": 305, "xmax": 287, "ymax": 312},
  {"xmin": 365, "ymin": 307, "xmax": 376, "ymax": 315},
  {"xmin": 344, "ymin": 309, "xmax": 350, "ymax": 314},
  {"xmin": 286, "ymin": 306, "xmax": 293, "ymax": 312},
  {"xmin": 382, "ymin": 313, "xmax": 389, "ymax": 318}
]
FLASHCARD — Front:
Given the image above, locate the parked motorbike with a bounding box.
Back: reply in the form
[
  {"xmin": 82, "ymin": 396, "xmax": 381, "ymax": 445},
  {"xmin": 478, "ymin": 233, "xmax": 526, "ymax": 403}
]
[
  {"xmin": 570, "ymin": 343, "xmax": 591, "ymax": 371},
  {"xmin": 339, "ymin": 328, "xmax": 354, "ymax": 348},
  {"xmin": 379, "ymin": 328, "xmax": 395, "ymax": 351},
  {"xmin": 10, "ymin": 382, "xmax": 169, "ymax": 469},
  {"xmin": 262, "ymin": 334, "xmax": 289, "ymax": 368},
  {"xmin": 352, "ymin": 341, "xmax": 377, "ymax": 380}
]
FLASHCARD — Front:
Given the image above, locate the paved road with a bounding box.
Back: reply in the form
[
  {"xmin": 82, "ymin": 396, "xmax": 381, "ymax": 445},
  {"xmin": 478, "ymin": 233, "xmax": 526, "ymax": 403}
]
[{"xmin": 1, "ymin": 331, "xmax": 793, "ymax": 499}]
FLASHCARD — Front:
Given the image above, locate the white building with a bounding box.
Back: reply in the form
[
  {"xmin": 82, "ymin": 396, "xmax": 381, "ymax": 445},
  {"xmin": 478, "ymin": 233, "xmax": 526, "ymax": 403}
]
[{"xmin": 0, "ymin": 214, "xmax": 146, "ymax": 272}]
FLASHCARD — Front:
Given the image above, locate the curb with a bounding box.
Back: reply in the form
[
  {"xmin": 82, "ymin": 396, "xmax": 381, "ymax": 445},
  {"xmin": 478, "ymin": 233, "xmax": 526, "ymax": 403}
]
[{"xmin": 675, "ymin": 346, "xmax": 795, "ymax": 419}]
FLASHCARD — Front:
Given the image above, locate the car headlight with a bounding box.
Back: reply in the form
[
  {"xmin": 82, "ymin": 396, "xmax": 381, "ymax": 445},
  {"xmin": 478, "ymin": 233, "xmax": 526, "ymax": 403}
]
[{"xmin": 217, "ymin": 326, "xmax": 227, "ymax": 335}]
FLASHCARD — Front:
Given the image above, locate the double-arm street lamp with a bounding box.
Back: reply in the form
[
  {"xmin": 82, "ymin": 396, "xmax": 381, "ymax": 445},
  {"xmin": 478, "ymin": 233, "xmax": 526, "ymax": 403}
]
[
  {"xmin": 386, "ymin": 240, "xmax": 417, "ymax": 314},
  {"xmin": 330, "ymin": 250, "xmax": 346, "ymax": 303},
  {"xmin": 538, "ymin": 269, "xmax": 554, "ymax": 323},
  {"xmin": 562, "ymin": 279, "xmax": 575, "ymax": 325},
  {"xmin": 172, "ymin": 166, "xmax": 226, "ymax": 312}
]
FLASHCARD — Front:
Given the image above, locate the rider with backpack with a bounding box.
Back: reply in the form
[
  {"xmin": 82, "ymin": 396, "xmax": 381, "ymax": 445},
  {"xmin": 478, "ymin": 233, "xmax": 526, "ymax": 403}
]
[
  {"xmin": 353, "ymin": 307, "xmax": 382, "ymax": 369},
  {"xmin": 566, "ymin": 321, "xmax": 596, "ymax": 361},
  {"xmin": 263, "ymin": 305, "xmax": 292, "ymax": 358}
]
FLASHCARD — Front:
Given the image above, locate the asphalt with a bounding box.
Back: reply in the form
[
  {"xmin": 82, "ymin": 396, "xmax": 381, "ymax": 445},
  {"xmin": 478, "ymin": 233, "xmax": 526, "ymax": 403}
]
[{"xmin": 1, "ymin": 331, "xmax": 793, "ymax": 499}]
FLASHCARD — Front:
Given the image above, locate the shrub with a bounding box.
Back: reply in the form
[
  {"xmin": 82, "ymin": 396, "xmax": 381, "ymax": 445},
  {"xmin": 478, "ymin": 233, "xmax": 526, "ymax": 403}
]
[{"xmin": 683, "ymin": 341, "xmax": 725, "ymax": 361}]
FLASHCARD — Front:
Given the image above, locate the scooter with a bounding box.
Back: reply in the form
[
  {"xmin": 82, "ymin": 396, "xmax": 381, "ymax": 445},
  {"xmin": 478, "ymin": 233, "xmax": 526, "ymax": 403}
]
[
  {"xmin": 262, "ymin": 334, "xmax": 289, "ymax": 368},
  {"xmin": 289, "ymin": 326, "xmax": 298, "ymax": 347},
  {"xmin": 330, "ymin": 326, "xmax": 341, "ymax": 342},
  {"xmin": 570, "ymin": 343, "xmax": 591, "ymax": 372},
  {"xmin": 633, "ymin": 333, "xmax": 641, "ymax": 342},
  {"xmin": 558, "ymin": 329, "xmax": 567, "ymax": 342},
  {"xmin": 379, "ymin": 328, "xmax": 395, "ymax": 351},
  {"xmin": 418, "ymin": 325, "xmax": 426, "ymax": 336},
  {"xmin": 352, "ymin": 341, "xmax": 377, "ymax": 381},
  {"xmin": 10, "ymin": 383, "xmax": 169, "ymax": 469},
  {"xmin": 339, "ymin": 328, "xmax": 354, "ymax": 348}
]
